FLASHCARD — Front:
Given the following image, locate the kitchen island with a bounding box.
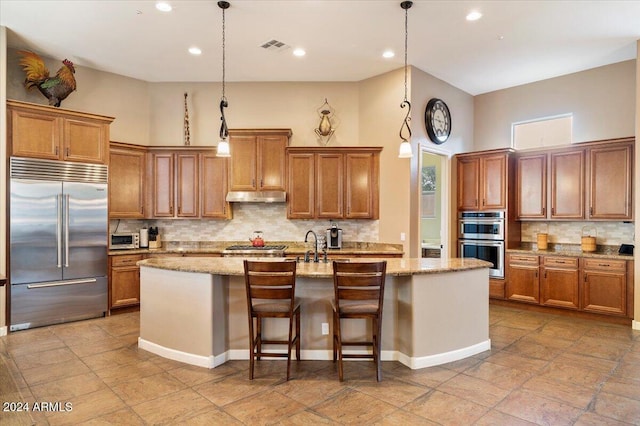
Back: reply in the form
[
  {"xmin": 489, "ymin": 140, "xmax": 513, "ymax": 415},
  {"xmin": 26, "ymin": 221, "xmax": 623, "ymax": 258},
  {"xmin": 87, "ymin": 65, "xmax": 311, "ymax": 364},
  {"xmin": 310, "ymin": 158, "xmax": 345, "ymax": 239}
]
[{"xmin": 137, "ymin": 257, "xmax": 492, "ymax": 370}]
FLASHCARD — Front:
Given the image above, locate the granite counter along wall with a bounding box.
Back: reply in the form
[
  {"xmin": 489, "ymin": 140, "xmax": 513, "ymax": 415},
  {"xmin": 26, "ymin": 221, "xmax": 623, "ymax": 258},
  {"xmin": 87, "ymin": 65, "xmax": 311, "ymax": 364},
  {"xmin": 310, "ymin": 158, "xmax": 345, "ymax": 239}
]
[
  {"xmin": 109, "ymin": 203, "xmax": 379, "ymax": 243},
  {"xmin": 521, "ymin": 221, "xmax": 634, "ymax": 248}
]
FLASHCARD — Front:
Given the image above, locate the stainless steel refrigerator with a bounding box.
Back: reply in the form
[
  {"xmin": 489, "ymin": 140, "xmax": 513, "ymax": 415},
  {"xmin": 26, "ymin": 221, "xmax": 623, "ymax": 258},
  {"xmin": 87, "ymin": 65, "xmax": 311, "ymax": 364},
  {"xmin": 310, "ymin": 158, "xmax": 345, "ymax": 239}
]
[{"xmin": 9, "ymin": 157, "xmax": 108, "ymax": 331}]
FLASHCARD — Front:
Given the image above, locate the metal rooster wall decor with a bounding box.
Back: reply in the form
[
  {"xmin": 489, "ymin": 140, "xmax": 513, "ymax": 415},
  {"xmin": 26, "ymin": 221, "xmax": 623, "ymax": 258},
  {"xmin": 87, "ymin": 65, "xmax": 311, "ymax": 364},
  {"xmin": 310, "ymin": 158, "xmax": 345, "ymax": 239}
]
[
  {"xmin": 17, "ymin": 50, "xmax": 77, "ymax": 107},
  {"xmin": 314, "ymin": 98, "xmax": 336, "ymax": 145}
]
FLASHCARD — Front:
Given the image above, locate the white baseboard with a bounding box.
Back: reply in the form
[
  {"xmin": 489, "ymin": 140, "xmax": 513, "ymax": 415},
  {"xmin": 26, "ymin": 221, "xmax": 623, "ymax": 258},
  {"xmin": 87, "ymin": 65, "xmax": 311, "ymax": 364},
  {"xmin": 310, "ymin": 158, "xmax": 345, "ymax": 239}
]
[
  {"xmin": 138, "ymin": 337, "xmax": 226, "ymax": 368},
  {"xmin": 633, "ymin": 320, "xmax": 640, "ymax": 331},
  {"xmin": 396, "ymin": 340, "xmax": 492, "ymax": 369},
  {"xmin": 159, "ymin": 343, "xmax": 491, "ymax": 370},
  {"xmin": 0, "ymin": 326, "xmax": 7, "ymax": 337}
]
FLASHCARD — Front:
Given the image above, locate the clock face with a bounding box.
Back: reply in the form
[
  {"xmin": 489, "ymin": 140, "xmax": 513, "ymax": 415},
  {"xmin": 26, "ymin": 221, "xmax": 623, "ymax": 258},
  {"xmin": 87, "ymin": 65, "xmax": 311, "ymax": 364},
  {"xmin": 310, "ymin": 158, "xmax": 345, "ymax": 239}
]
[{"xmin": 425, "ymin": 98, "xmax": 451, "ymax": 144}]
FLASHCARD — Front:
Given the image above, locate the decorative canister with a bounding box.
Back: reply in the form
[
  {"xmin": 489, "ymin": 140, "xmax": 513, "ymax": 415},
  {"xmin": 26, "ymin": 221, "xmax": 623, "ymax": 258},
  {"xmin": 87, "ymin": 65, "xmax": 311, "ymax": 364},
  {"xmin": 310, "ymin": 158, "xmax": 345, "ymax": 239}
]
[
  {"xmin": 536, "ymin": 223, "xmax": 549, "ymax": 250},
  {"xmin": 537, "ymin": 233, "xmax": 548, "ymax": 250},
  {"xmin": 581, "ymin": 226, "xmax": 597, "ymax": 252}
]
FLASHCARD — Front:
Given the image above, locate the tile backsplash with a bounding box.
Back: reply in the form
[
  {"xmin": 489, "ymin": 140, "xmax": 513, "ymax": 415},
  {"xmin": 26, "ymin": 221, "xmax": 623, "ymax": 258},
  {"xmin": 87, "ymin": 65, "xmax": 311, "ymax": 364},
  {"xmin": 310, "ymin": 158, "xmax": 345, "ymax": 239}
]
[
  {"xmin": 521, "ymin": 221, "xmax": 634, "ymax": 246},
  {"xmin": 110, "ymin": 203, "xmax": 379, "ymax": 242}
]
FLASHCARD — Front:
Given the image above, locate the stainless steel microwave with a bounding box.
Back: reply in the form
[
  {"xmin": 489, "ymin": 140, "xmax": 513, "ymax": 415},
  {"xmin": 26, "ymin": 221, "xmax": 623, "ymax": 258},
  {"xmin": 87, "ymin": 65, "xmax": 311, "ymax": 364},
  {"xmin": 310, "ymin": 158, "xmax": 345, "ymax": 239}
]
[{"xmin": 110, "ymin": 233, "xmax": 139, "ymax": 250}]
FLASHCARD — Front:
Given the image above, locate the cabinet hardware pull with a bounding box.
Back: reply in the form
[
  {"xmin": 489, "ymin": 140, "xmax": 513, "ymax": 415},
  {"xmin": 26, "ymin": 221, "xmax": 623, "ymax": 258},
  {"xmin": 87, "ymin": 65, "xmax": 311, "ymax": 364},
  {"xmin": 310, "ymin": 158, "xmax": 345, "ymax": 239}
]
[
  {"xmin": 55, "ymin": 146, "xmax": 59, "ymax": 155},
  {"xmin": 66, "ymin": 147, "xmax": 70, "ymax": 157},
  {"xmin": 599, "ymin": 263, "xmax": 610, "ymax": 267}
]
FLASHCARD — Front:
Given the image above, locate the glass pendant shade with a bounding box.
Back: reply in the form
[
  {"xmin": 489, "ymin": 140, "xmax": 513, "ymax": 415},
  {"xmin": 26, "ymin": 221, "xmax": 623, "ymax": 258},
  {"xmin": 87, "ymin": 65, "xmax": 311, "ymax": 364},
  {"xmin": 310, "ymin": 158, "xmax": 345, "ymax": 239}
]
[
  {"xmin": 398, "ymin": 140, "xmax": 413, "ymax": 158},
  {"xmin": 217, "ymin": 139, "xmax": 230, "ymax": 157}
]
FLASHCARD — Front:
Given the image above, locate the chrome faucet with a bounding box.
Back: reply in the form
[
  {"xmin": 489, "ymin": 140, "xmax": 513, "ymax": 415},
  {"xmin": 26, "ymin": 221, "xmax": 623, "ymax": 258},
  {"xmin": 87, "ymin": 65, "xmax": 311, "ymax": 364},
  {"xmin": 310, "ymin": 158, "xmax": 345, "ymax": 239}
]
[{"xmin": 304, "ymin": 230, "xmax": 319, "ymax": 262}]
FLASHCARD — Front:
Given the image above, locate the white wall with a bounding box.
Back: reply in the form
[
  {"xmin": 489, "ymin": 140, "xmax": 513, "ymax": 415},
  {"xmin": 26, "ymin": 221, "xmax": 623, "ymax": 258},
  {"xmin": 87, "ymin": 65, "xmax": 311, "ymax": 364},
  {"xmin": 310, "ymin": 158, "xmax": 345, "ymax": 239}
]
[{"xmin": 474, "ymin": 60, "xmax": 636, "ymax": 150}]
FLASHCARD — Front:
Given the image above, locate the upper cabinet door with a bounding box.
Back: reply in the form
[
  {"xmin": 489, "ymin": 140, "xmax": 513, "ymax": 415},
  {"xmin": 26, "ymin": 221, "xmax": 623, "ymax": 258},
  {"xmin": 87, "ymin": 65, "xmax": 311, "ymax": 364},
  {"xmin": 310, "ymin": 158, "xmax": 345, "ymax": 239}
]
[
  {"xmin": 258, "ymin": 135, "xmax": 287, "ymax": 191},
  {"xmin": 229, "ymin": 135, "xmax": 258, "ymax": 191},
  {"xmin": 346, "ymin": 152, "xmax": 377, "ymax": 219},
  {"xmin": 287, "ymin": 153, "xmax": 315, "ymax": 219},
  {"xmin": 517, "ymin": 154, "xmax": 547, "ymax": 219},
  {"xmin": 201, "ymin": 154, "xmax": 230, "ymax": 219},
  {"xmin": 10, "ymin": 109, "xmax": 62, "ymax": 160},
  {"xmin": 109, "ymin": 144, "xmax": 146, "ymax": 219},
  {"xmin": 588, "ymin": 143, "xmax": 633, "ymax": 220},
  {"xmin": 317, "ymin": 153, "xmax": 344, "ymax": 218},
  {"xmin": 151, "ymin": 153, "xmax": 175, "ymax": 217},
  {"xmin": 481, "ymin": 154, "xmax": 507, "ymax": 210},
  {"xmin": 64, "ymin": 118, "xmax": 109, "ymax": 164},
  {"xmin": 175, "ymin": 153, "xmax": 199, "ymax": 218},
  {"xmin": 550, "ymin": 149, "xmax": 584, "ymax": 219},
  {"xmin": 457, "ymin": 157, "xmax": 480, "ymax": 210}
]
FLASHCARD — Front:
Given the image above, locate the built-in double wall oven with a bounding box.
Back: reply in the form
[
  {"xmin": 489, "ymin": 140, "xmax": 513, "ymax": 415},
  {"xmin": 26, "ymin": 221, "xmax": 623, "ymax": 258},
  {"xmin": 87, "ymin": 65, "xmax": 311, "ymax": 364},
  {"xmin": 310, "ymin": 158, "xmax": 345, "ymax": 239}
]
[{"xmin": 458, "ymin": 211, "xmax": 505, "ymax": 278}]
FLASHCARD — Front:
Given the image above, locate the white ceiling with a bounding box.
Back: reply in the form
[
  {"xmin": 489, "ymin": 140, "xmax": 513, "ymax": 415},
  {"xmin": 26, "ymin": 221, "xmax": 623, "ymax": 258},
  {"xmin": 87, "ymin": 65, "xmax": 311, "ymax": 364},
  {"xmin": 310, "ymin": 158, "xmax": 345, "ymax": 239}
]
[{"xmin": 1, "ymin": 0, "xmax": 639, "ymax": 95}]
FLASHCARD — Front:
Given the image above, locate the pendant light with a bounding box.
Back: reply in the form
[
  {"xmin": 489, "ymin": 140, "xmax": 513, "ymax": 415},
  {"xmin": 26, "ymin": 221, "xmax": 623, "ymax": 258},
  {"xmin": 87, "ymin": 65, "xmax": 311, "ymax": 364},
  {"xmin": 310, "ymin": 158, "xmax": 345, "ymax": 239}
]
[
  {"xmin": 398, "ymin": 1, "xmax": 413, "ymax": 159},
  {"xmin": 216, "ymin": 1, "xmax": 231, "ymax": 157}
]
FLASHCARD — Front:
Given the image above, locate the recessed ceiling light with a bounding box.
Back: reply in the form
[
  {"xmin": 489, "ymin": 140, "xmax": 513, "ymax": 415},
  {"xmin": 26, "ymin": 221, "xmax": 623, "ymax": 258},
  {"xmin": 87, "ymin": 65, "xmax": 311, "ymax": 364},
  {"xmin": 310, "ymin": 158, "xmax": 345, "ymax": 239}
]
[
  {"xmin": 293, "ymin": 48, "xmax": 306, "ymax": 57},
  {"xmin": 382, "ymin": 50, "xmax": 395, "ymax": 59},
  {"xmin": 188, "ymin": 47, "xmax": 202, "ymax": 55},
  {"xmin": 466, "ymin": 10, "xmax": 482, "ymax": 21},
  {"xmin": 156, "ymin": 2, "xmax": 172, "ymax": 12}
]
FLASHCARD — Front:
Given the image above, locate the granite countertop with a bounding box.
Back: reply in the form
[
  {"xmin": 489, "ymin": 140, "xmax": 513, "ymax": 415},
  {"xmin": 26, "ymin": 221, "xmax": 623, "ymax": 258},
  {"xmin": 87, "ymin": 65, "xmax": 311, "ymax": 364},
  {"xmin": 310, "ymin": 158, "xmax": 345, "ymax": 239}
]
[
  {"xmin": 138, "ymin": 256, "xmax": 491, "ymax": 278},
  {"xmin": 507, "ymin": 243, "xmax": 634, "ymax": 260},
  {"xmin": 109, "ymin": 240, "xmax": 404, "ymax": 257}
]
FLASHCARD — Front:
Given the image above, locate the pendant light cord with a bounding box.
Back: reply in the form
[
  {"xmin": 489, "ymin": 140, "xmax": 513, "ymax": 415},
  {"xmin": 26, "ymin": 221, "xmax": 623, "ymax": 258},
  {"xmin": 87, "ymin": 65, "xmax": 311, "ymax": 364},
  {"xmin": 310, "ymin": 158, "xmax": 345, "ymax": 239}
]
[
  {"xmin": 399, "ymin": 1, "xmax": 412, "ymax": 143},
  {"xmin": 221, "ymin": 4, "xmax": 226, "ymax": 102},
  {"xmin": 219, "ymin": 1, "xmax": 229, "ymax": 140}
]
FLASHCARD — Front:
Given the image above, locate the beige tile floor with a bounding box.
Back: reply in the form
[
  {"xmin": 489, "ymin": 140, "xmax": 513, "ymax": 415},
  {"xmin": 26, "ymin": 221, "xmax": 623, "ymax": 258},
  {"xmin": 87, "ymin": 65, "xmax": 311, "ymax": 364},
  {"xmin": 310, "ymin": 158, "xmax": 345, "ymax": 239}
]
[{"xmin": 1, "ymin": 305, "xmax": 639, "ymax": 425}]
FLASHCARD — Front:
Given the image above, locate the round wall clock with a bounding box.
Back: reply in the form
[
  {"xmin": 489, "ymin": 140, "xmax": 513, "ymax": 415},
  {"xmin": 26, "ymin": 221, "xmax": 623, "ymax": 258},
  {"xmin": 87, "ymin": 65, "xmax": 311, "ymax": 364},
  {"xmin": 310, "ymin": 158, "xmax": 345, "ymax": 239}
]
[{"xmin": 424, "ymin": 98, "xmax": 451, "ymax": 144}]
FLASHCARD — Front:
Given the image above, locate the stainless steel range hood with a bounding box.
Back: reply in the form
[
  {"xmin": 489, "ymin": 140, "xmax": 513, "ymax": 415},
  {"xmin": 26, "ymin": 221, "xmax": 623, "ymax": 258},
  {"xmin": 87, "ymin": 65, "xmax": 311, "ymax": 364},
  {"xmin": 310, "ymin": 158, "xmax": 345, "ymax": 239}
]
[{"xmin": 225, "ymin": 191, "xmax": 287, "ymax": 203}]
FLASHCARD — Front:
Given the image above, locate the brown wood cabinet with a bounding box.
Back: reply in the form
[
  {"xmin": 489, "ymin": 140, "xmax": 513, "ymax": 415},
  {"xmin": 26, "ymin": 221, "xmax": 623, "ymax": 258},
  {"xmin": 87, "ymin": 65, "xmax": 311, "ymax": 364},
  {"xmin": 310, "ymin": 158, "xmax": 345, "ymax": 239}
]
[
  {"xmin": 147, "ymin": 150, "xmax": 199, "ymax": 218},
  {"xmin": 228, "ymin": 129, "xmax": 290, "ymax": 192},
  {"xmin": 456, "ymin": 150, "xmax": 511, "ymax": 211},
  {"xmin": 550, "ymin": 149, "xmax": 585, "ymax": 219},
  {"xmin": 505, "ymin": 252, "xmax": 633, "ymax": 319},
  {"xmin": 201, "ymin": 154, "xmax": 231, "ymax": 219},
  {"xmin": 109, "ymin": 142, "xmax": 146, "ymax": 218},
  {"xmin": 8, "ymin": 100, "xmax": 113, "ymax": 164},
  {"xmin": 588, "ymin": 141, "xmax": 633, "ymax": 220},
  {"xmin": 540, "ymin": 256, "xmax": 579, "ymax": 310},
  {"xmin": 515, "ymin": 138, "xmax": 633, "ymax": 221},
  {"xmin": 581, "ymin": 258, "xmax": 627, "ymax": 316},
  {"xmin": 109, "ymin": 254, "xmax": 142, "ymax": 310},
  {"xmin": 286, "ymin": 147, "xmax": 381, "ymax": 219},
  {"xmin": 317, "ymin": 153, "xmax": 344, "ymax": 218},
  {"xmin": 345, "ymin": 152, "xmax": 379, "ymax": 218},
  {"xmin": 489, "ymin": 278, "xmax": 505, "ymax": 299},
  {"xmin": 287, "ymin": 152, "xmax": 316, "ymax": 219},
  {"xmin": 516, "ymin": 153, "xmax": 547, "ymax": 218},
  {"xmin": 506, "ymin": 253, "xmax": 540, "ymax": 304}
]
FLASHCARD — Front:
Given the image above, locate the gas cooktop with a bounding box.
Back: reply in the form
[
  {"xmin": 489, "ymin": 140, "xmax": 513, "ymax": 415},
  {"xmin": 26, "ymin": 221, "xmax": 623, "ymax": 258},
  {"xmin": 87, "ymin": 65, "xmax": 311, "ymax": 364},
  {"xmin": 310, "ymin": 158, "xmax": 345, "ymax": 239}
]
[
  {"xmin": 224, "ymin": 245, "xmax": 287, "ymax": 251},
  {"xmin": 222, "ymin": 245, "xmax": 288, "ymax": 257}
]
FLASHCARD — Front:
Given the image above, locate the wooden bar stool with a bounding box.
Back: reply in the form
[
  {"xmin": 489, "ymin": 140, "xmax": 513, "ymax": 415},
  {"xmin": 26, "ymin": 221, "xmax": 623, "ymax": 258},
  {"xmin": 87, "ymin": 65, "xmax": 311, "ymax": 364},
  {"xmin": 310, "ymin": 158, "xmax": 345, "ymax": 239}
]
[
  {"xmin": 332, "ymin": 260, "xmax": 387, "ymax": 381},
  {"xmin": 244, "ymin": 260, "xmax": 300, "ymax": 380}
]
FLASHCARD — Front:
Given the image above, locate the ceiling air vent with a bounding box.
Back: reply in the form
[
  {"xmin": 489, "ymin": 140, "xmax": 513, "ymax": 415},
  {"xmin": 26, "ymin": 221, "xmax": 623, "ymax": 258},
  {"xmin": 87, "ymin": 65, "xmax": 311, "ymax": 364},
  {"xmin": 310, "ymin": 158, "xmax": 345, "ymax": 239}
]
[{"xmin": 260, "ymin": 39, "xmax": 290, "ymax": 52}]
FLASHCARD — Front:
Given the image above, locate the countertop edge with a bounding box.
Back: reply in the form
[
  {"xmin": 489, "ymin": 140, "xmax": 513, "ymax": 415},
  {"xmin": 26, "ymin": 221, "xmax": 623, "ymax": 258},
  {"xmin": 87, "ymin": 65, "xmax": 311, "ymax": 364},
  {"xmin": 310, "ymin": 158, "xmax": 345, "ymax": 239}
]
[{"xmin": 137, "ymin": 257, "xmax": 492, "ymax": 278}]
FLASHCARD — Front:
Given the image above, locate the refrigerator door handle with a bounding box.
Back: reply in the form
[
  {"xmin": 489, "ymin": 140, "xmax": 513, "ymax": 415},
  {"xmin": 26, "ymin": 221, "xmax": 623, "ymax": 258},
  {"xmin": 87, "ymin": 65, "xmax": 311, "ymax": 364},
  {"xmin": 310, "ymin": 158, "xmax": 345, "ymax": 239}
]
[
  {"xmin": 57, "ymin": 194, "xmax": 63, "ymax": 268},
  {"xmin": 27, "ymin": 278, "xmax": 98, "ymax": 289},
  {"xmin": 64, "ymin": 194, "xmax": 70, "ymax": 267}
]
